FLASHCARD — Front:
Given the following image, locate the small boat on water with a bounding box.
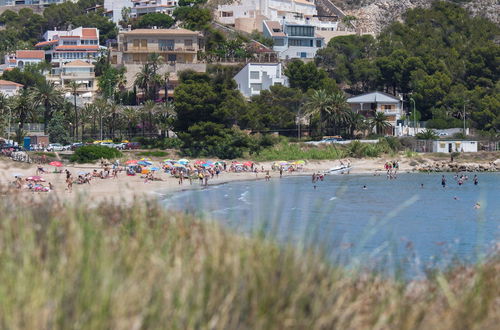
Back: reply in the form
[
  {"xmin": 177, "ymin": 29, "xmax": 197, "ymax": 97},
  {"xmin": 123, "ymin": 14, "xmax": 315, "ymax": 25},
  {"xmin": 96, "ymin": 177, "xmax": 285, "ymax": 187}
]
[{"xmin": 325, "ymin": 165, "xmax": 351, "ymax": 174}]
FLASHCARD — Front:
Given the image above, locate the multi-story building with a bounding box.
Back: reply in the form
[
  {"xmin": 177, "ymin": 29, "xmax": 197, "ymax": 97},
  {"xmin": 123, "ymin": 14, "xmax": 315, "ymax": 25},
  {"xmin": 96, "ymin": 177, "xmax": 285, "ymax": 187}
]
[
  {"xmin": 34, "ymin": 27, "xmax": 101, "ymax": 66},
  {"xmin": 347, "ymin": 91, "xmax": 403, "ymax": 136},
  {"xmin": 234, "ymin": 63, "xmax": 289, "ymax": 98},
  {"xmin": 111, "ymin": 28, "xmax": 206, "ymax": 90},
  {"xmin": 104, "ymin": 0, "xmax": 133, "ymax": 24},
  {"xmin": 0, "ymin": 0, "xmax": 69, "ymax": 5},
  {"xmin": 103, "ymin": 0, "xmax": 178, "ymax": 24},
  {"xmin": 46, "ymin": 60, "xmax": 97, "ymax": 97},
  {"xmin": 3, "ymin": 50, "xmax": 45, "ymax": 70},
  {"xmin": 263, "ymin": 20, "xmax": 324, "ymax": 59},
  {"xmin": 217, "ymin": 0, "xmax": 338, "ymax": 34},
  {"xmin": 130, "ymin": 0, "xmax": 178, "ymax": 19}
]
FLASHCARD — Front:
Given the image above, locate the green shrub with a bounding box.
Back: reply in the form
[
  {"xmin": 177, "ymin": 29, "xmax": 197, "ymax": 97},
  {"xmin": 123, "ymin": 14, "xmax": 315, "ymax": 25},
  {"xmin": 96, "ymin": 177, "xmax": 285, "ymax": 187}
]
[
  {"xmin": 416, "ymin": 129, "xmax": 439, "ymax": 140},
  {"xmin": 131, "ymin": 137, "xmax": 183, "ymax": 149},
  {"xmin": 70, "ymin": 145, "xmax": 122, "ymax": 163},
  {"xmin": 253, "ymin": 142, "xmax": 345, "ymax": 161}
]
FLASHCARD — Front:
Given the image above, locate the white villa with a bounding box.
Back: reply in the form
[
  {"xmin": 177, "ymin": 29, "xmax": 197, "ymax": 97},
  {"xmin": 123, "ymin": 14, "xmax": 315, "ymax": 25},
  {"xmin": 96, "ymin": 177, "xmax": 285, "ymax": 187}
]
[
  {"xmin": 234, "ymin": 63, "xmax": 289, "ymax": 98},
  {"xmin": 47, "ymin": 60, "xmax": 97, "ymax": 98},
  {"xmin": 347, "ymin": 91, "xmax": 403, "ymax": 136},
  {"xmin": 216, "ymin": 0, "xmax": 338, "ymax": 34},
  {"xmin": 35, "ymin": 27, "xmax": 102, "ymax": 66},
  {"xmin": 104, "ymin": 0, "xmax": 179, "ymax": 24},
  {"xmin": 3, "ymin": 50, "xmax": 45, "ymax": 70},
  {"xmin": 263, "ymin": 20, "xmax": 324, "ymax": 59}
]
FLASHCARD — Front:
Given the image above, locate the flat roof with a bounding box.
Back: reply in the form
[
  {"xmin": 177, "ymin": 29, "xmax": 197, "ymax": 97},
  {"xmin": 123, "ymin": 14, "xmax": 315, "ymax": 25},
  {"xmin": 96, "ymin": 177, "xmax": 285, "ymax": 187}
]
[{"xmin": 121, "ymin": 28, "xmax": 200, "ymax": 36}]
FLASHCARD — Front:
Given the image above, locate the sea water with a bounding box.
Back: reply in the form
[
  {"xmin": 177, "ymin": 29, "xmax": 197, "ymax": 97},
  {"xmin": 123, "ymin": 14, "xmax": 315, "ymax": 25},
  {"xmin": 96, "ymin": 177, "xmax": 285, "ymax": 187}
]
[{"xmin": 163, "ymin": 173, "xmax": 500, "ymax": 276}]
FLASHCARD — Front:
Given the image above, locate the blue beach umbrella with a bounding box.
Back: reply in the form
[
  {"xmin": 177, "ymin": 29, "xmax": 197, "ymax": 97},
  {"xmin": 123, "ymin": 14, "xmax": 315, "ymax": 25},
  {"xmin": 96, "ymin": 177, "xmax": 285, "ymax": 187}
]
[
  {"xmin": 149, "ymin": 167, "xmax": 160, "ymax": 171},
  {"xmin": 138, "ymin": 160, "xmax": 152, "ymax": 166}
]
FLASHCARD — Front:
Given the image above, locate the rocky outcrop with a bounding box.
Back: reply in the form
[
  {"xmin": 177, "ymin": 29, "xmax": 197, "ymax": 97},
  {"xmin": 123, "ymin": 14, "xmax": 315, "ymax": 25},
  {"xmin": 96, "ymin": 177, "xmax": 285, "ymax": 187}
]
[
  {"xmin": 322, "ymin": 0, "xmax": 500, "ymax": 34},
  {"xmin": 415, "ymin": 160, "xmax": 500, "ymax": 172}
]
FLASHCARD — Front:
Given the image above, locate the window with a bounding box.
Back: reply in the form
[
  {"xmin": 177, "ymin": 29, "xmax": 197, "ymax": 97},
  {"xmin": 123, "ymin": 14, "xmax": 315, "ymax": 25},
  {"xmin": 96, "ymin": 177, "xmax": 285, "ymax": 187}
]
[
  {"xmin": 274, "ymin": 38, "xmax": 284, "ymax": 46},
  {"xmin": 133, "ymin": 54, "xmax": 140, "ymax": 62},
  {"xmin": 250, "ymin": 71, "xmax": 260, "ymax": 79},
  {"xmin": 141, "ymin": 39, "xmax": 147, "ymax": 48},
  {"xmin": 167, "ymin": 54, "xmax": 176, "ymax": 62},
  {"xmin": 316, "ymin": 39, "xmax": 322, "ymax": 48},
  {"xmin": 63, "ymin": 41, "xmax": 77, "ymax": 45},
  {"xmin": 287, "ymin": 26, "xmax": 314, "ymax": 37},
  {"xmin": 184, "ymin": 39, "xmax": 193, "ymax": 47},
  {"xmin": 250, "ymin": 83, "xmax": 262, "ymax": 91},
  {"xmin": 133, "ymin": 39, "xmax": 139, "ymax": 48}
]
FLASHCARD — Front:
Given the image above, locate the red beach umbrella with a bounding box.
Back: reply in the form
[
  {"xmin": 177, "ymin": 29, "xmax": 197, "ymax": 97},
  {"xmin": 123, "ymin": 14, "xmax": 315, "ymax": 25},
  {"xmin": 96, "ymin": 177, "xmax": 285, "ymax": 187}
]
[{"xmin": 49, "ymin": 161, "xmax": 63, "ymax": 167}]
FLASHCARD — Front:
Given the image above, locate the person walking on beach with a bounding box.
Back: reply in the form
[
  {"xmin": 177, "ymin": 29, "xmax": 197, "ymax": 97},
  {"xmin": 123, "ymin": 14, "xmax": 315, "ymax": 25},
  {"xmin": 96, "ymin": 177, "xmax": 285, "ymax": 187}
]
[
  {"xmin": 265, "ymin": 171, "xmax": 271, "ymax": 181},
  {"xmin": 279, "ymin": 166, "xmax": 283, "ymax": 178},
  {"xmin": 66, "ymin": 177, "xmax": 73, "ymax": 193},
  {"xmin": 441, "ymin": 175, "xmax": 446, "ymax": 188}
]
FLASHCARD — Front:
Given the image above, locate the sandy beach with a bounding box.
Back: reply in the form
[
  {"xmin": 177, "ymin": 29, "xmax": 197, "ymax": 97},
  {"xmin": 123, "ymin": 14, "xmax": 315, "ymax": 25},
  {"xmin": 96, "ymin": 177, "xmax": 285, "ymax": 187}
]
[{"xmin": 0, "ymin": 156, "xmax": 420, "ymax": 204}]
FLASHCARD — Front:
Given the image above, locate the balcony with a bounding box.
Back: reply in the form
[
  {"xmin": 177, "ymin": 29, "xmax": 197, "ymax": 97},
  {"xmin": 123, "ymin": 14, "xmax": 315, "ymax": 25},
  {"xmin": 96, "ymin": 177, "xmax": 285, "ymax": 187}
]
[
  {"xmin": 122, "ymin": 46, "xmax": 197, "ymax": 53},
  {"xmin": 61, "ymin": 72, "xmax": 96, "ymax": 79}
]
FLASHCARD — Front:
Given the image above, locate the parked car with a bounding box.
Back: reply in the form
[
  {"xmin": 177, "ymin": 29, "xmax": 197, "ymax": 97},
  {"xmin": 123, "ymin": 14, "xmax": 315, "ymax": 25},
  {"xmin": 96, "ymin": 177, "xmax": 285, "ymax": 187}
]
[
  {"xmin": 305, "ymin": 136, "xmax": 344, "ymax": 145},
  {"xmin": 70, "ymin": 142, "xmax": 84, "ymax": 151},
  {"xmin": 125, "ymin": 142, "xmax": 141, "ymax": 150},
  {"xmin": 100, "ymin": 142, "xmax": 116, "ymax": 148},
  {"xmin": 114, "ymin": 143, "xmax": 127, "ymax": 150},
  {"xmin": 46, "ymin": 143, "xmax": 66, "ymax": 151}
]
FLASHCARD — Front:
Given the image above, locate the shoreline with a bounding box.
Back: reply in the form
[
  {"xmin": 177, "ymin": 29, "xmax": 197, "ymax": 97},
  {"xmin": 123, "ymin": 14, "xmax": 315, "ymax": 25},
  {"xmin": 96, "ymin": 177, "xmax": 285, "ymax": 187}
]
[{"xmin": 1, "ymin": 155, "xmax": 498, "ymax": 205}]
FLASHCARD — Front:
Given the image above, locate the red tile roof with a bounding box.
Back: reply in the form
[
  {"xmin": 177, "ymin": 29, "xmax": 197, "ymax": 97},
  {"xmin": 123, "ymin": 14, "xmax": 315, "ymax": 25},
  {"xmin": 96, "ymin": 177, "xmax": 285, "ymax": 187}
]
[
  {"xmin": 35, "ymin": 40, "xmax": 58, "ymax": 47},
  {"xmin": 0, "ymin": 79, "xmax": 24, "ymax": 87},
  {"xmin": 16, "ymin": 50, "xmax": 45, "ymax": 59},
  {"xmin": 82, "ymin": 28, "xmax": 98, "ymax": 39},
  {"xmin": 55, "ymin": 45, "xmax": 100, "ymax": 50}
]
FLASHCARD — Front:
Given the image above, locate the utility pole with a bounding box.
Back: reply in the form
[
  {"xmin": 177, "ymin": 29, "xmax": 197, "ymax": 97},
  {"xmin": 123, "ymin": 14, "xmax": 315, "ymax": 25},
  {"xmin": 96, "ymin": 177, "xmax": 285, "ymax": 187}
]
[
  {"xmin": 7, "ymin": 106, "xmax": 11, "ymax": 142},
  {"xmin": 410, "ymin": 97, "xmax": 416, "ymax": 136},
  {"xmin": 463, "ymin": 101, "xmax": 466, "ymax": 136}
]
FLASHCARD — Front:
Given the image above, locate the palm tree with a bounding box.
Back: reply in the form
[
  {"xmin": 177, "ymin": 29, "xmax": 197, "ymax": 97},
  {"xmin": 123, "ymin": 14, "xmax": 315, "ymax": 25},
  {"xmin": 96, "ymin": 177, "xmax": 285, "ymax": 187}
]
[
  {"xmin": 328, "ymin": 92, "xmax": 351, "ymax": 135},
  {"xmin": 162, "ymin": 71, "xmax": 170, "ymax": 102},
  {"xmin": 80, "ymin": 103, "xmax": 95, "ymax": 140},
  {"xmin": 141, "ymin": 100, "xmax": 156, "ymax": 136},
  {"xmin": 347, "ymin": 111, "xmax": 368, "ymax": 138},
  {"xmin": 303, "ymin": 90, "xmax": 351, "ymax": 136},
  {"xmin": 0, "ymin": 93, "xmax": 11, "ymax": 138},
  {"xmin": 30, "ymin": 81, "xmax": 63, "ymax": 134},
  {"xmin": 155, "ymin": 101, "xmax": 176, "ymax": 138},
  {"xmin": 66, "ymin": 81, "xmax": 82, "ymax": 139},
  {"xmin": 134, "ymin": 63, "xmax": 152, "ymax": 103},
  {"xmin": 371, "ymin": 111, "xmax": 391, "ymax": 135},
  {"xmin": 302, "ymin": 89, "xmax": 332, "ymax": 135},
  {"xmin": 122, "ymin": 106, "xmax": 139, "ymax": 139}
]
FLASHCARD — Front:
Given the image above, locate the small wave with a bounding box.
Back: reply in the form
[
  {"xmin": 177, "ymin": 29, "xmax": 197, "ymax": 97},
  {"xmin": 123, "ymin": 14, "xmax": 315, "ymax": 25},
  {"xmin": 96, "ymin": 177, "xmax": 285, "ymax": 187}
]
[{"xmin": 329, "ymin": 197, "xmax": 337, "ymax": 201}]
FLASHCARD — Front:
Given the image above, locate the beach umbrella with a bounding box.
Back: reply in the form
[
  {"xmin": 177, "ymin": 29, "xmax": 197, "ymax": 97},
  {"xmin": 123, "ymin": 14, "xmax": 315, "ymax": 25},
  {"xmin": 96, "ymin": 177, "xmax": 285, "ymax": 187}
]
[
  {"xmin": 49, "ymin": 161, "xmax": 63, "ymax": 167},
  {"xmin": 279, "ymin": 161, "xmax": 288, "ymax": 166},
  {"xmin": 178, "ymin": 159, "xmax": 189, "ymax": 164},
  {"xmin": 243, "ymin": 161, "xmax": 253, "ymax": 167},
  {"xmin": 205, "ymin": 160, "xmax": 214, "ymax": 165},
  {"xmin": 293, "ymin": 160, "xmax": 305, "ymax": 165},
  {"xmin": 125, "ymin": 160, "xmax": 138, "ymax": 165},
  {"xmin": 173, "ymin": 163, "xmax": 185, "ymax": 168},
  {"xmin": 149, "ymin": 167, "xmax": 160, "ymax": 171},
  {"xmin": 27, "ymin": 176, "xmax": 45, "ymax": 182},
  {"xmin": 77, "ymin": 171, "xmax": 89, "ymax": 175},
  {"xmin": 138, "ymin": 160, "xmax": 152, "ymax": 166},
  {"xmin": 202, "ymin": 163, "xmax": 212, "ymax": 168},
  {"xmin": 140, "ymin": 157, "xmax": 152, "ymax": 161},
  {"xmin": 163, "ymin": 159, "xmax": 175, "ymax": 163}
]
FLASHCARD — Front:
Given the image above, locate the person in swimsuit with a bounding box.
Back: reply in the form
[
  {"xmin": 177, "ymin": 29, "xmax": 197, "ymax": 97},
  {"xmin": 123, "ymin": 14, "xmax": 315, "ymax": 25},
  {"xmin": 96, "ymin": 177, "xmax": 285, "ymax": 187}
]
[
  {"xmin": 441, "ymin": 175, "xmax": 446, "ymax": 188},
  {"xmin": 473, "ymin": 175, "xmax": 478, "ymax": 185}
]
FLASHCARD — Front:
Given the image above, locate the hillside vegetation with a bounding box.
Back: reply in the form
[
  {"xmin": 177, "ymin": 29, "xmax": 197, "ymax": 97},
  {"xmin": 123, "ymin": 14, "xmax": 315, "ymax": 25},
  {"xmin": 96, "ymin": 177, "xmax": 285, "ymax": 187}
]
[{"xmin": 0, "ymin": 195, "xmax": 499, "ymax": 329}]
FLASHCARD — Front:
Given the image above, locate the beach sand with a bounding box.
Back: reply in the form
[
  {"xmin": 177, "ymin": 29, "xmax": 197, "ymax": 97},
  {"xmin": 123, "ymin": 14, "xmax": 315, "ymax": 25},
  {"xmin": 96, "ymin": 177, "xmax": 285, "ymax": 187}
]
[{"xmin": 0, "ymin": 157, "xmax": 416, "ymax": 204}]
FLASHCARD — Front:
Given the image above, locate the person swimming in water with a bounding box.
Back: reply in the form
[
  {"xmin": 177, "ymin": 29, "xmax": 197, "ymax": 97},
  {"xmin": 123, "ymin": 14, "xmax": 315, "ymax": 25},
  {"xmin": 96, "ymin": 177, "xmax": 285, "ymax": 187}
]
[
  {"xmin": 441, "ymin": 175, "xmax": 446, "ymax": 188},
  {"xmin": 362, "ymin": 185, "xmax": 367, "ymax": 190},
  {"xmin": 473, "ymin": 175, "xmax": 478, "ymax": 185},
  {"xmin": 474, "ymin": 202, "xmax": 481, "ymax": 209}
]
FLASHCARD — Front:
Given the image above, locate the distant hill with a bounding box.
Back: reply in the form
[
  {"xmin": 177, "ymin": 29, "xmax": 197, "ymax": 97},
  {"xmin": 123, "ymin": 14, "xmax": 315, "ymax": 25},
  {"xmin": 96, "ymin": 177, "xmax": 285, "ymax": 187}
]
[{"xmin": 321, "ymin": 0, "xmax": 499, "ymax": 33}]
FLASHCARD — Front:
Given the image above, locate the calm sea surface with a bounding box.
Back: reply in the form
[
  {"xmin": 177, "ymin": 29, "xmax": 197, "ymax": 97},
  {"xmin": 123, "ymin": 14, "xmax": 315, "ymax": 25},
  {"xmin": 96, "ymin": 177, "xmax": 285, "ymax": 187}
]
[{"xmin": 163, "ymin": 173, "xmax": 500, "ymax": 276}]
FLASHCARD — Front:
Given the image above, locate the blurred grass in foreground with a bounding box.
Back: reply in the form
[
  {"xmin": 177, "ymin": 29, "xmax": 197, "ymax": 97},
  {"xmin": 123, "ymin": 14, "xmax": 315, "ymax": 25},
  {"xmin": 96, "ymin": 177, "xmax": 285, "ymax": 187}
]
[{"xmin": 0, "ymin": 193, "xmax": 499, "ymax": 329}]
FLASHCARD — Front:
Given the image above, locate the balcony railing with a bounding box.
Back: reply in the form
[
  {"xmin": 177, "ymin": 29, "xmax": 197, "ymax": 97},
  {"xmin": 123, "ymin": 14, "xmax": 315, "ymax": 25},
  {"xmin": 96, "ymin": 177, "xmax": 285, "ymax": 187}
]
[
  {"xmin": 122, "ymin": 47, "xmax": 197, "ymax": 53},
  {"xmin": 61, "ymin": 72, "xmax": 96, "ymax": 78}
]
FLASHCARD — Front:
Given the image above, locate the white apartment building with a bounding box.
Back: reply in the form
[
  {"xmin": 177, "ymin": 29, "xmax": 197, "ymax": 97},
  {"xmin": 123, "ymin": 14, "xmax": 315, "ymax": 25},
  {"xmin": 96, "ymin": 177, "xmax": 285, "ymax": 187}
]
[
  {"xmin": 46, "ymin": 60, "xmax": 97, "ymax": 97},
  {"xmin": 104, "ymin": 0, "xmax": 178, "ymax": 24},
  {"xmin": 35, "ymin": 27, "xmax": 102, "ymax": 66},
  {"xmin": 217, "ymin": 0, "xmax": 338, "ymax": 33},
  {"xmin": 263, "ymin": 20, "xmax": 324, "ymax": 59},
  {"xmin": 104, "ymin": 0, "xmax": 133, "ymax": 24},
  {"xmin": 234, "ymin": 63, "xmax": 289, "ymax": 98}
]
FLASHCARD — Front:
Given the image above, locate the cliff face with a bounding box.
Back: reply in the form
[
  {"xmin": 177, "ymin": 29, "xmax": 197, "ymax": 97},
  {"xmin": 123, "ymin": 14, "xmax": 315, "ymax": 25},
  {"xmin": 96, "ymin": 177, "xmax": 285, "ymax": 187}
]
[{"xmin": 327, "ymin": 0, "xmax": 499, "ymax": 33}]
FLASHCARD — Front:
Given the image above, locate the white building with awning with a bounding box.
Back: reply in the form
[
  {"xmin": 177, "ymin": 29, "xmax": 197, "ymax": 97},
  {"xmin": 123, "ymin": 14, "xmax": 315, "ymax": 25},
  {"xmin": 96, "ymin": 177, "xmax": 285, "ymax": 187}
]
[{"xmin": 47, "ymin": 60, "xmax": 97, "ymax": 98}]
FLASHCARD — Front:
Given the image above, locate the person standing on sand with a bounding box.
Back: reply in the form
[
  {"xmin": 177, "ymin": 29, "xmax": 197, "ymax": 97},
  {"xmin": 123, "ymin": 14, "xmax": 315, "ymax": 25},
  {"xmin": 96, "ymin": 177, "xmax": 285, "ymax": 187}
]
[
  {"xmin": 279, "ymin": 166, "xmax": 283, "ymax": 178},
  {"xmin": 66, "ymin": 177, "xmax": 73, "ymax": 193}
]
